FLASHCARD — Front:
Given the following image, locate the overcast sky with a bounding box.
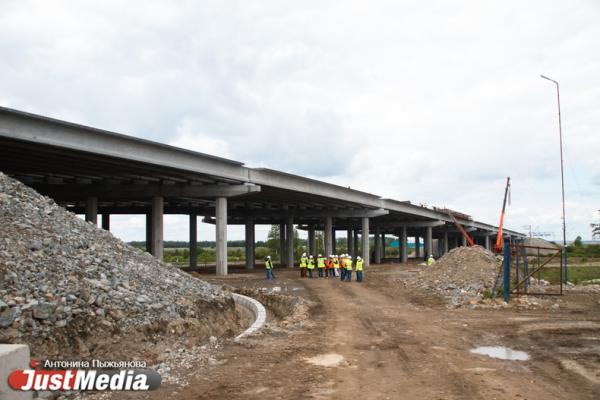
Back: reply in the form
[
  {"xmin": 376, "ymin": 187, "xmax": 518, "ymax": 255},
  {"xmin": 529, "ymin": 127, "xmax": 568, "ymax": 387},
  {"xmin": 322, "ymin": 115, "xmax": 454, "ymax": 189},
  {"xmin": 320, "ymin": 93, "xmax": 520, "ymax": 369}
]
[{"xmin": 1, "ymin": 1, "xmax": 599, "ymax": 243}]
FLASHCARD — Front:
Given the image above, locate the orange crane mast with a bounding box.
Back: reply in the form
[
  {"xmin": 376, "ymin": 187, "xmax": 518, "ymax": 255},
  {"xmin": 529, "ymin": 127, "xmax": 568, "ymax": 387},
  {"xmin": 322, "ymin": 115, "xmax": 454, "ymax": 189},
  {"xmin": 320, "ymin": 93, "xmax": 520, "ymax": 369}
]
[{"xmin": 494, "ymin": 177, "xmax": 511, "ymax": 253}]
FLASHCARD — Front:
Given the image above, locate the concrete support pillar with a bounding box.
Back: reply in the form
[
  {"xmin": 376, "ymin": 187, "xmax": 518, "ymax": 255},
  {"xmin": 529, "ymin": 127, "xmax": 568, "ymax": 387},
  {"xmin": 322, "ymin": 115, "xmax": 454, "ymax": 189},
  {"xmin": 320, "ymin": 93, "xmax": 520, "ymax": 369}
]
[
  {"xmin": 145, "ymin": 213, "xmax": 152, "ymax": 253},
  {"xmin": 347, "ymin": 229, "xmax": 354, "ymax": 256},
  {"xmin": 85, "ymin": 196, "xmax": 98, "ymax": 224},
  {"xmin": 484, "ymin": 235, "xmax": 491, "ymax": 251},
  {"xmin": 415, "ymin": 236, "xmax": 421, "ymax": 258},
  {"xmin": 353, "ymin": 229, "xmax": 359, "ymax": 260},
  {"xmin": 151, "ymin": 196, "xmax": 164, "ymax": 261},
  {"xmin": 425, "ymin": 226, "xmax": 433, "ymax": 259},
  {"xmin": 444, "ymin": 232, "xmax": 449, "ymax": 254},
  {"xmin": 332, "ymin": 229, "xmax": 337, "ymax": 255},
  {"xmin": 245, "ymin": 219, "xmax": 255, "ymax": 270},
  {"xmin": 324, "ymin": 216, "xmax": 333, "ymax": 257},
  {"xmin": 382, "ymin": 233, "xmax": 386, "ymax": 259},
  {"xmin": 279, "ymin": 223, "xmax": 286, "ymax": 265},
  {"xmin": 287, "ymin": 216, "xmax": 294, "ymax": 268},
  {"xmin": 401, "ymin": 227, "xmax": 408, "ymax": 263},
  {"xmin": 189, "ymin": 214, "xmax": 198, "ymax": 268},
  {"xmin": 361, "ymin": 217, "xmax": 370, "ymax": 266},
  {"xmin": 374, "ymin": 227, "xmax": 381, "ymax": 264},
  {"xmin": 101, "ymin": 213, "xmax": 110, "ymax": 231},
  {"xmin": 461, "ymin": 235, "xmax": 467, "ymax": 247},
  {"xmin": 308, "ymin": 226, "xmax": 316, "ymax": 256},
  {"xmin": 215, "ymin": 197, "xmax": 227, "ymax": 276}
]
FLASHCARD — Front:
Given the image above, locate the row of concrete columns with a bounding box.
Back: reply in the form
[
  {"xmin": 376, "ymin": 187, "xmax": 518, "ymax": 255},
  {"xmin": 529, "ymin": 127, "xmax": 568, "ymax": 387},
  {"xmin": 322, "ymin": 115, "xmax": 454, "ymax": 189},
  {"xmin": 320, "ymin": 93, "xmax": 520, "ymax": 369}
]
[{"xmin": 84, "ymin": 194, "xmax": 499, "ymax": 276}]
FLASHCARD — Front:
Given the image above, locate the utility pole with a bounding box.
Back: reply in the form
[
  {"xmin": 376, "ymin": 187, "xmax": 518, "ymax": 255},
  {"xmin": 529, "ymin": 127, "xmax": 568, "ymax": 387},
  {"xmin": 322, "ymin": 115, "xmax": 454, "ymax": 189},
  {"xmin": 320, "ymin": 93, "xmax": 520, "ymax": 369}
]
[{"xmin": 540, "ymin": 74, "xmax": 567, "ymax": 282}]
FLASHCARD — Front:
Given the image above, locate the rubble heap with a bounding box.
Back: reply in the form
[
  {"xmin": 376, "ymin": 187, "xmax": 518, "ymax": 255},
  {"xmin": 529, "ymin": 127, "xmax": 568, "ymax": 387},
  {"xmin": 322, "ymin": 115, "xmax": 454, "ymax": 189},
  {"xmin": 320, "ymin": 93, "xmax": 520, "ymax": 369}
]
[
  {"xmin": 0, "ymin": 172, "xmax": 239, "ymax": 357},
  {"xmin": 405, "ymin": 245, "xmax": 501, "ymax": 307}
]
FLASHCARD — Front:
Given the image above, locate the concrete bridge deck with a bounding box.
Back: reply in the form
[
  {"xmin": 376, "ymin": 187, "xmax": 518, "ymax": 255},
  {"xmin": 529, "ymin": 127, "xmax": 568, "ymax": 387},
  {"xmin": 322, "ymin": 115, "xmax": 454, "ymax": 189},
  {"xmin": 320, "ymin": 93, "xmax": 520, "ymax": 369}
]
[{"xmin": 0, "ymin": 106, "xmax": 524, "ymax": 274}]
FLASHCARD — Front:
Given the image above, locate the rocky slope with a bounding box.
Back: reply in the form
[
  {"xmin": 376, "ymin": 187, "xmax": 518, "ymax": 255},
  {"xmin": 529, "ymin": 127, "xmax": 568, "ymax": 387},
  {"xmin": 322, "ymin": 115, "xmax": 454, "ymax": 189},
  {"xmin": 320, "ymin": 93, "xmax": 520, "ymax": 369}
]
[{"xmin": 0, "ymin": 172, "xmax": 241, "ymax": 358}]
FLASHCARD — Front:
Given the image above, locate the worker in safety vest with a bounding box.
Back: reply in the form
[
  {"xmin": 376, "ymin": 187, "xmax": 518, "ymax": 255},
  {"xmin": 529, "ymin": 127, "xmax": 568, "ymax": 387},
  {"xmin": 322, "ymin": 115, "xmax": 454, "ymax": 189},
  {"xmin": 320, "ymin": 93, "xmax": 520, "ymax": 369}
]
[
  {"xmin": 344, "ymin": 255, "xmax": 353, "ymax": 282},
  {"xmin": 300, "ymin": 252, "xmax": 308, "ymax": 278},
  {"xmin": 317, "ymin": 254, "xmax": 325, "ymax": 277},
  {"xmin": 355, "ymin": 256, "xmax": 364, "ymax": 282},
  {"xmin": 265, "ymin": 256, "xmax": 274, "ymax": 280},
  {"xmin": 325, "ymin": 255, "xmax": 334, "ymax": 277},
  {"xmin": 332, "ymin": 255, "xmax": 340, "ymax": 277},
  {"xmin": 427, "ymin": 254, "xmax": 435, "ymax": 266},
  {"xmin": 307, "ymin": 255, "xmax": 315, "ymax": 278},
  {"xmin": 339, "ymin": 254, "xmax": 346, "ymax": 280}
]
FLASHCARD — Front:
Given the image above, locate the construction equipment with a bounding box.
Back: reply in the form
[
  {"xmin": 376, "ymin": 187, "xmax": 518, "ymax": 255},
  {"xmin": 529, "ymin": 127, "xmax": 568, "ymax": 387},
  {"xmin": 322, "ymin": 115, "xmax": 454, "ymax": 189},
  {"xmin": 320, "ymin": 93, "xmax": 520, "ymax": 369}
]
[
  {"xmin": 445, "ymin": 210, "xmax": 475, "ymax": 247},
  {"xmin": 494, "ymin": 177, "xmax": 511, "ymax": 253}
]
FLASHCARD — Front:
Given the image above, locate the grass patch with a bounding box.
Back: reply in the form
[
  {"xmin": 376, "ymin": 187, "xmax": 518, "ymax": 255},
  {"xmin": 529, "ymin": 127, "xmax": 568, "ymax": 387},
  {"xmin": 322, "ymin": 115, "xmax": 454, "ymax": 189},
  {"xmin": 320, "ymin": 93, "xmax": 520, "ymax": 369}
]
[{"xmin": 537, "ymin": 265, "xmax": 600, "ymax": 284}]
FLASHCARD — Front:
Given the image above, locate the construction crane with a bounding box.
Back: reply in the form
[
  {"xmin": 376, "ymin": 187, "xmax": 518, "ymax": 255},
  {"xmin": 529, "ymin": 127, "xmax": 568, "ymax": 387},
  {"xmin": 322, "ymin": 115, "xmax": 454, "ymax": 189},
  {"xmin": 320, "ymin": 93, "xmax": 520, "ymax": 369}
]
[{"xmin": 494, "ymin": 177, "xmax": 511, "ymax": 253}]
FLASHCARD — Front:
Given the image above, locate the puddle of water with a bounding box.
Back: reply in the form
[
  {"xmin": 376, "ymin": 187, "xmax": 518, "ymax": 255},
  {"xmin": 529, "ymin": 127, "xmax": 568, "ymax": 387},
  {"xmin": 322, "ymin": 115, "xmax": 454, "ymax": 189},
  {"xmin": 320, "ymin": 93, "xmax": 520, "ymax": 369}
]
[
  {"xmin": 470, "ymin": 346, "xmax": 529, "ymax": 361},
  {"xmin": 305, "ymin": 353, "xmax": 345, "ymax": 367}
]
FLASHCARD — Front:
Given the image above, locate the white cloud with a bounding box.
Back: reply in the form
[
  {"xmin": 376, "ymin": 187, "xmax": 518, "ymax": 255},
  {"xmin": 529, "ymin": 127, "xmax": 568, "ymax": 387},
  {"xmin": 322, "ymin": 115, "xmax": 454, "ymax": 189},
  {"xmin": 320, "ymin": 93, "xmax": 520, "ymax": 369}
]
[{"xmin": 1, "ymin": 0, "xmax": 599, "ymax": 241}]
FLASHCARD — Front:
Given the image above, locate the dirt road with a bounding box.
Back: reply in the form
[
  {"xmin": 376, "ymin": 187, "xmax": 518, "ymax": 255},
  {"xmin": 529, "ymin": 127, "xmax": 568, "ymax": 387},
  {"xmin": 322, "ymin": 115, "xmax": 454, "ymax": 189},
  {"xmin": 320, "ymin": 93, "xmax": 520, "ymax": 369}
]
[{"xmin": 161, "ymin": 264, "xmax": 599, "ymax": 399}]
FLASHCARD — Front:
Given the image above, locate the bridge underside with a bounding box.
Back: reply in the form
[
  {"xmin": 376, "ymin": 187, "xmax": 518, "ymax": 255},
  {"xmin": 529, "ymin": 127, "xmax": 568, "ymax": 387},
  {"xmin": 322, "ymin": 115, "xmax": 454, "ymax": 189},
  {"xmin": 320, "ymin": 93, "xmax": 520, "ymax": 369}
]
[{"xmin": 0, "ymin": 107, "xmax": 522, "ymax": 274}]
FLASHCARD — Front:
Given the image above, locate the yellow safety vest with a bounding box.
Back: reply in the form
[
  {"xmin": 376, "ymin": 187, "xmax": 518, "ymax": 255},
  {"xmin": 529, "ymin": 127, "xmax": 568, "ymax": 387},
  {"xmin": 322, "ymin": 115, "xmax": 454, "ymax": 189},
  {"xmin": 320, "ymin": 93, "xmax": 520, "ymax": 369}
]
[
  {"xmin": 345, "ymin": 259, "xmax": 353, "ymax": 270},
  {"xmin": 333, "ymin": 259, "xmax": 339, "ymax": 268},
  {"xmin": 356, "ymin": 259, "xmax": 364, "ymax": 271},
  {"xmin": 300, "ymin": 257, "xmax": 308, "ymax": 268},
  {"xmin": 317, "ymin": 257, "xmax": 325, "ymax": 268},
  {"xmin": 265, "ymin": 260, "xmax": 273, "ymax": 270},
  {"xmin": 308, "ymin": 259, "xmax": 315, "ymax": 269}
]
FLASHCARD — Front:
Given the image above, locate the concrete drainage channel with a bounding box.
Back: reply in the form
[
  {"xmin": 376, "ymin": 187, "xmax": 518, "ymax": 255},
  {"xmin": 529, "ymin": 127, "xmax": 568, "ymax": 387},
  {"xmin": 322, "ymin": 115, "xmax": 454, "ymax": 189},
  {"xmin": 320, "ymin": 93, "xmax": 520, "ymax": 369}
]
[{"xmin": 231, "ymin": 293, "xmax": 267, "ymax": 341}]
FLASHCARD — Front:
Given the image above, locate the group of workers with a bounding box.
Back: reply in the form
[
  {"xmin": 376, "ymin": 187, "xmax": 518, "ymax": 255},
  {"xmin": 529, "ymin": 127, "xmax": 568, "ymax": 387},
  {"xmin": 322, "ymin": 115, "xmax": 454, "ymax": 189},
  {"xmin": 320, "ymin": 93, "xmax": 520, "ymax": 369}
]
[{"xmin": 264, "ymin": 253, "xmax": 364, "ymax": 282}]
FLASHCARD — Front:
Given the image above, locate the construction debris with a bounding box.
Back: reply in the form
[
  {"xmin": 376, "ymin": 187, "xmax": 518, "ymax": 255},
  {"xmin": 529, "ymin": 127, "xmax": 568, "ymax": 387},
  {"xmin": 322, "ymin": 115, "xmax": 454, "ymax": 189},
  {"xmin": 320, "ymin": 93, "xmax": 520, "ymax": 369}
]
[
  {"xmin": 403, "ymin": 245, "xmax": 501, "ymax": 307},
  {"xmin": 0, "ymin": 172, "xmax": 241, "ymax": 359}
]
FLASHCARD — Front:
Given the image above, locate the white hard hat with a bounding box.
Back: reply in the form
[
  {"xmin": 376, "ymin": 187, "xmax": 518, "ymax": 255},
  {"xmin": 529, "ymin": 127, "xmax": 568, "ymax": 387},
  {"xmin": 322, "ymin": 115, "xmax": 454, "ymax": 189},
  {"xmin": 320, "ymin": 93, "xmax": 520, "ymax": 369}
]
[
  {"xmin": 318, "ymin": 254, "xmax": 322, "ymax": 257},
  {"xmin": 357, "ymin": 256, "xmax": 362, "ymax": 260},
  {"xmin": 309, "ymin": 255, "xmax": 313, "ymax": 258},
  {"xmin": 267, "ymin": 256, "xmax": 271, "ymax": 259},
  {"xmin": 302, "ymin": 252, "xmax": 306, "ymax": 257}
]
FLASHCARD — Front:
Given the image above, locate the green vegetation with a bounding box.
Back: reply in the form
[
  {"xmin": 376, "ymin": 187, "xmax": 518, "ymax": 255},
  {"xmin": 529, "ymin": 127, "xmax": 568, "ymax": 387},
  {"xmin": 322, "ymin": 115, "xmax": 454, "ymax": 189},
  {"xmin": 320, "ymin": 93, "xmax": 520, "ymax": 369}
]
[
  {"xmin": 537, "ymin": 265, "xmax": 600, "ymax": 284},
  {"xmin": 566, "ymin": 237, "xmax": 600, "ymax": 262}
]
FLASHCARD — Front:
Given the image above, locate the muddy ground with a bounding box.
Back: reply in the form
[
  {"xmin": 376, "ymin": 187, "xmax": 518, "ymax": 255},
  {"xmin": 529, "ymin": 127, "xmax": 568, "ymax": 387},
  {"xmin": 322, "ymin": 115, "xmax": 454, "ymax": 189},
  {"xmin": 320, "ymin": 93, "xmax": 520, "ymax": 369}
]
[{"xmin": 126, "ymin": 262, "xmax": 600, "ymax": 399}]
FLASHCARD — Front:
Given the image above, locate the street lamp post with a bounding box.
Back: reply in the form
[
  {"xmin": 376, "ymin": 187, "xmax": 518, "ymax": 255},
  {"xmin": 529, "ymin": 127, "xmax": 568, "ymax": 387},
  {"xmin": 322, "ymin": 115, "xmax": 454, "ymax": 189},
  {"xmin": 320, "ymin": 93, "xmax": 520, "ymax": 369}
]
[{"xmin": 540, "ymin": 74, "xmax": 567, "ymax": 282}]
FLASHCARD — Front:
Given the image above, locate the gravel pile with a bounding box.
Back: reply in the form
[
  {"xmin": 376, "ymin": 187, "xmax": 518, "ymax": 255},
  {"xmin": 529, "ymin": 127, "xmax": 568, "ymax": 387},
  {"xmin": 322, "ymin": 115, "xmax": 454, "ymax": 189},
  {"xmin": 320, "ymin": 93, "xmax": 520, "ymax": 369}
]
[
  {"xmin": 404, "ymin": 245, "xmax": 502, "ymax": 307},
  {"xmin": 0, "ymin": 172, "xmax": 238, "ymax": 357}
]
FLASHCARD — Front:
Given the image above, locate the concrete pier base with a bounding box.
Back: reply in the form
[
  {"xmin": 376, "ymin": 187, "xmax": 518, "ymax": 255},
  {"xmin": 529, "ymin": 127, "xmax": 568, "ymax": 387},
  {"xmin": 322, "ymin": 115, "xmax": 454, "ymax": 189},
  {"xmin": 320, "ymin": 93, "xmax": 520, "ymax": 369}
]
[
  {"xmin": 401, "ymin": 227, "xmax": 408, "ymax": 263},
  {"xmin": 286, "ymin": 216, "xmax": 294, "ymax": 267},
  {"xmin": 374, "ymin": 227, "xmax": 381, "ymax": 264},
  {"xmin": 86, "ymin": 196, "xmax": 97, "ymax": 224},
  {"xmin": 215, "ymin": 197, "xmax": 227, "ymax": 276},
  {"xmin": 362, "ymin": 217, "xmax": 370, "ymax": 266},
  {"xmin": 415, "ymin": 236, "xmax": 421, "ymax": 258},
  {"xmin": 151, "ymin": 196, "xmax": 164, "ymax": 260},
  {"xmin": 324, "ymin": 216, "xmax": 333, "ymax": 257},
  {"xmin": 245, "ymin": 219, "xmax": 255, "ymax": 270},
  {"xmin": 308, "ymin": 226, "xmax": 315, "ymax": 256},
  {"xmin": 101, "ymin": 213, "xmax": 110, "ymax": 230},
  {"xmin": 279, "ymin": 223, "xmax": 286, "ymax": 266},
  {"xmin": 190, "ymin": 214, "xmax": 198, "ymax": 268}
]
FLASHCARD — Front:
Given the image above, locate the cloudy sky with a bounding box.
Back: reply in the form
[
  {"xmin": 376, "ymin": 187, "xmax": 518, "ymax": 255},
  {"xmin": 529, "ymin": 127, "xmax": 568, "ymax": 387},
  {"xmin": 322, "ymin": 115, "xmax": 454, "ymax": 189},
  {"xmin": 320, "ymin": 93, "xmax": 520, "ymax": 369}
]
[{"xmin": 1, "ymin": 1, "xmax": 599, "ymax": 242}]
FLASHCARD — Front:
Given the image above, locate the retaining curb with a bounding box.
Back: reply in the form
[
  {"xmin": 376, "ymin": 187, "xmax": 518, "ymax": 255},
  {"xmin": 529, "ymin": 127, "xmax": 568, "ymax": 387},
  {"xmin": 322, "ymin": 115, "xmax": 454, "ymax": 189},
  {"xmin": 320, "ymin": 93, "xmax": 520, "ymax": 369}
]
[{"xmin": 231, "ymin": 293, "xmax": 266, "ymax": 341}]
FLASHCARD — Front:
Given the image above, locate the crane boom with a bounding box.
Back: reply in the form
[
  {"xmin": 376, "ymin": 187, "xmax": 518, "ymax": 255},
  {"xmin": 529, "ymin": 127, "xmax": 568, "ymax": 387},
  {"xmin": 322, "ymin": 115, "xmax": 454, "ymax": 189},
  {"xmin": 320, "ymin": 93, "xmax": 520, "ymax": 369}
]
[
  {"xmin": 494, "ymin": 177, "xmax": 511, "ymax": 252},
  {"xmin": 446, "ymin": 211, "xmax": 475, "ymax": 246}
]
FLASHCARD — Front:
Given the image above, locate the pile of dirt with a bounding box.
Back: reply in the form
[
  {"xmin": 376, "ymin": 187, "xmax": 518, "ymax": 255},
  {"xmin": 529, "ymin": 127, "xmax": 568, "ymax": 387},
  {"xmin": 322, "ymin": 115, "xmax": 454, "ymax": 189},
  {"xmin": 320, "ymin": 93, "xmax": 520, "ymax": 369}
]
[
  {"xmin": 0, "ymin": 172, "xmax": 242, "ymax": 358},
  {"xmin": 404, "ymin": 245, "xmax": 502, "ymax": 307}
]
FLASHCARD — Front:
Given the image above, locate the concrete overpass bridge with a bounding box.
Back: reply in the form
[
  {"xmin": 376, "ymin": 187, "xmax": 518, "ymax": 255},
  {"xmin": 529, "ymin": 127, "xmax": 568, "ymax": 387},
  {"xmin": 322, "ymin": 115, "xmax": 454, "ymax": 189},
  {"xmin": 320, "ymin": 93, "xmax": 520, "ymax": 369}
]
[{"xmin": 0, "ymin": 106, "xmax": 524, "ymax": 275}]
